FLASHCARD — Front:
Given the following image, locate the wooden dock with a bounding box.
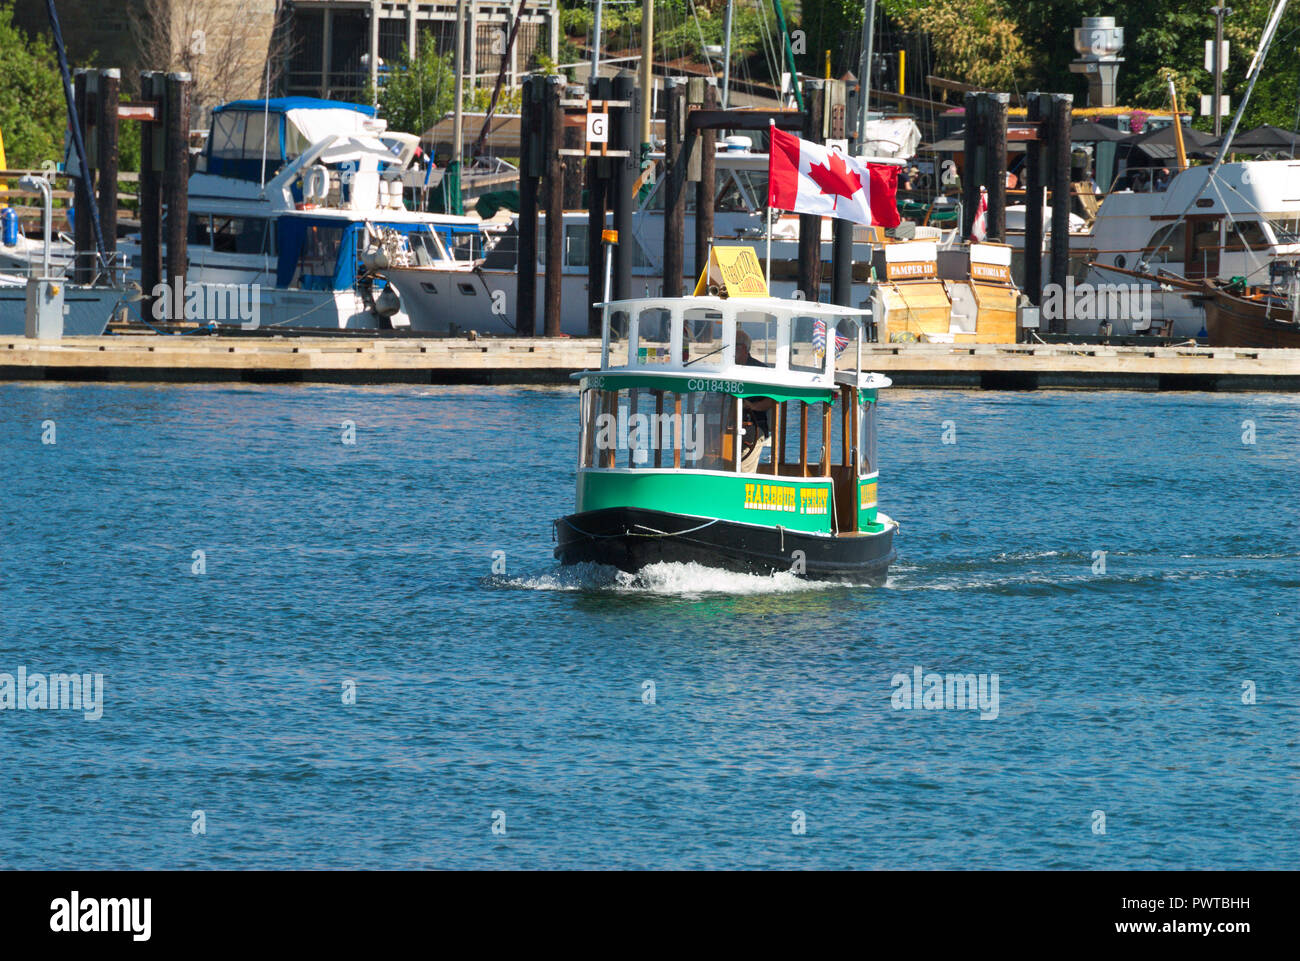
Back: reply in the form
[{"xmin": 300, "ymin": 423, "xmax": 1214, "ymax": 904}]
[{"xmin": 1, "ymin": 336, "xmax": 1298, "ymax": 390}]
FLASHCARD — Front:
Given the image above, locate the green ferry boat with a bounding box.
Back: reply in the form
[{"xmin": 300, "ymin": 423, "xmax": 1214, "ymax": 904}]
[{"xmin": 554, "ymin": 290, "xmax": 897, "ymax": 581}]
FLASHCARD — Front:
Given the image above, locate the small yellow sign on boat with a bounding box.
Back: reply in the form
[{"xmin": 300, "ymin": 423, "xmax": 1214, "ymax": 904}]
[{"xmin": 693, "ymin": 246, "xmax": 769, "ymax": 298}]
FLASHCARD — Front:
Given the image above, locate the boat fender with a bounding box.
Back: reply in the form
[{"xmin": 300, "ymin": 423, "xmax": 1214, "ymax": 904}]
[{"xmin": 374, "ymin": 283, "xmax": 401, "ymax": 318}]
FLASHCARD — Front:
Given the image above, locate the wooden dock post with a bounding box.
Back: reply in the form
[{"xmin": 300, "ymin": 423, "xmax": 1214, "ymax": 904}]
[
  {"xmin": 96, "ymin": 68, "xmax": 120, "ymax": 283},
  {"xmin": 1023, "ymin": 92, "xmax": 1048, "ymax": 306},
  {"xmin": 798, "ymin": 78, "xmax": 825, "ymax": 301},
  {"xmin": 139, "ymin": 72, "xmax": 165, "ymax": 322},
  {"xmin": 72, "ymin": 69, "xmax": 95, "ymax": 284},
  {"xmin": 693, "ymin": 79, "xmax": 717, "ymax": 285},
  {"xmin": 517, "ymin": 75, "xmax": 540, "ymax": 336},
  {"xmin": 984, "ymin": 92, "xmax": 1008, "ymax": 242},
  {"xmin": 543, "ymin": 76, "xmax": 565, "ymax": 337},
  {"xmin": 164, "ymin": 72, "xmax": 191, "ymax": 324},
  {"xmin": 586, "ymin": 75, "xmax": 611, "ymax": 336},
  {"xmin": 961, "ymin": 93, "xmax": 980, "ymax": 239},
  {"xmin": 827, "ymin": 79, "xmax": 853, "ymax": 307},
  {"xmin": 611, "ymin": 71, "xmax": 637, "ymax": 302},
  {"xmin": 663, "ymin": 78, "xmax": 687, "ymax": 299},
  {"xmin": 1049, "ymin": 93, "xmax": 1074, "ymax": 331}
]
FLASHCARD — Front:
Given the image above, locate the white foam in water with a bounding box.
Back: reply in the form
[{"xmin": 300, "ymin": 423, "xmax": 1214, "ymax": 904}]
[{"xmin": 501, "ymin": 561, "xmax": 842, "ymax": 596}]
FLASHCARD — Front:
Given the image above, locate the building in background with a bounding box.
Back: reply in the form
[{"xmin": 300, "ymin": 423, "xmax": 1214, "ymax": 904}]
[{"xmin": 282, "ymin": 0, "xmax": 560, "ymax": 103}]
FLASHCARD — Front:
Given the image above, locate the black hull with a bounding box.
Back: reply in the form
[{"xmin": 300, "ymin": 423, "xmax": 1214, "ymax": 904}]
[{"xmin": 554, "ymin": 507, "xmax": 896, "ymax": 582}]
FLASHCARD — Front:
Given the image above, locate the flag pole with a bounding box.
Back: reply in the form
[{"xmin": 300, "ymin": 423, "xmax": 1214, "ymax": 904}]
[{"xmin": 766, "ymin": 205, "xmax": 772, "ymax": 290}]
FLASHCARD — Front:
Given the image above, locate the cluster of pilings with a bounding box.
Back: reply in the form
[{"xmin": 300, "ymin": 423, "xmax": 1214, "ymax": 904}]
[
  {"xmin": 515, "ymin": 72, "xmax": 870, "ymax": 337},
  {"xmin": 516, "ymin": 72, "xmax": 640, "ymax": 338},
  {"xmin": 71, "ymin": 69, "xmax": 191, "ymax": 321},
  {"xmin": 961, "ymin": 90, "xmax": 1075, "ymax": 332}
]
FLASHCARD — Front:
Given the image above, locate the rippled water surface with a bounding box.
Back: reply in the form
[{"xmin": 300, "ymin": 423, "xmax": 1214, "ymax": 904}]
[{"xmin": 1, "ymin": 383, "xmax": 1297, "ymax": 869}]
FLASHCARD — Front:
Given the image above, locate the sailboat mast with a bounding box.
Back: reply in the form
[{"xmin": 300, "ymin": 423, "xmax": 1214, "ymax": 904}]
[
  {"xmin": 858, "ymin": 0, "xmax": 876, "ymax": 141},
  {"xmin": 453, "ymin": 0, "xmax": 465, "ymax": 167},
  {"xmin": 640, "ymin": 0, "xmax": 653, "ymax": 146},
  {"xmin": 721, "ymin": 0, "xmax": 734, "ymax": 108},
  {"xmin": 592, "ymin": 0, "xmax": 603, "ymax": 78},
  {"xmin": 771, "ymin": 0, "xmax": 804, "ymax": 111}
]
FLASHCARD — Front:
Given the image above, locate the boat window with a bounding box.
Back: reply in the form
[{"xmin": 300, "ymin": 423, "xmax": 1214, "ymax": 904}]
[
  {"xmin": 1266, "ymin": 215, "xmax": 1300, "ymax": 243},
  {"xmin": 781, "ymin": 400, "xmax": 832, "ymax": 473},
  {"xmin": 634, "ymin": 308, "xmax": 674, "ymax": 365},
  {"xmin": 1224, "ymin": 220, "xmax": 1269, "ymax": 252},
  {"xmin": 716, "ymin": 170, "xmax": 767, "ymax": 213},
  {"xmin": 187, "ymin": 214, "xmax": 211, "ymax": 246},
  {"xmin": 211, "ymin": 217, "xmax": 270, "ymax": 255},
  {"xmin": 445, "ymin": 231, "xmax": 481, "ymax": 263},
  {"xmin": 602, "ymin": 309, "xmax": 631, "ymax": 368},
  {"xmin": 682, "ymin": 307, "xmax": 723, "ymax": 365},
  {"xmin": 209, "ymin": 112, "xmax": 247, "ymax": 160},
  {"xmin": 241, "ymin": 117, "xmax": 282, "ymax": 166},
  {"xmin": 294, "ymin": 224, "xmax": 346, "ymax": 289},
  {"xmin": 682, "ymin": 392, "xmax": 737, "ymax": 471},
  {"xmin": 583, "ymin": 388, "xmax": 737, "ymax": 472},
  {"xmin": 789, "ymin": 315, "xmax": 830, "ymax": 373},
  {"xmin": 405, "ymin": 230, "xmax": 439, "ymax": 266},
  {"xmin": 1142, "ymin": 227, "xmax": 1177, "ymax": 261},
  {"xmin": 860, "ymin": 398, "xmax": 878, "ymax": 476},
  {"xmin": 480, "ymin": 226, "xmax": 517, "ymax": 269},
  {"xmin": 565, "ymin": 225, "xmax": 589, "ymax": 267},
  {"xmin": 735, "ymin": 311, "xmax": 777, "ymax": 367}
]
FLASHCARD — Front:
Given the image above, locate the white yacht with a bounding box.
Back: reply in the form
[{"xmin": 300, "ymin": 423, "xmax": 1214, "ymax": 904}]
[
  {"xmin": 4, "ymin": 98, "xmax": 490, "ymax": 331},
  {"xmin": 1079, "ymin": 160, "xmax": 1300, "ymax": 337}
]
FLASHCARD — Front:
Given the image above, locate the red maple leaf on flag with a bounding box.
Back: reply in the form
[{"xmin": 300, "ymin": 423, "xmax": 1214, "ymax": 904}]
[{"xmin": 807, "ymin": 150, "xmax": 863, "ymax": 209}]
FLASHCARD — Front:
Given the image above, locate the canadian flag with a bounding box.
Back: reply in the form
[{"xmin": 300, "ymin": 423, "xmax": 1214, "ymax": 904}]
[
  {"xmin": 970, "ymin": 186, "xmax": 989, "ymax": 242},
  {"xmin": 767, "ymin": 124, "xmax": 900, "ymax": 228}
]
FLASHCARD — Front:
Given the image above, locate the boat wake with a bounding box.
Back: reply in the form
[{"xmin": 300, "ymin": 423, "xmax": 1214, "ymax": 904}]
[{"xmin": 494, "ymin": 561, "xmax": 846, "ymax": 596}]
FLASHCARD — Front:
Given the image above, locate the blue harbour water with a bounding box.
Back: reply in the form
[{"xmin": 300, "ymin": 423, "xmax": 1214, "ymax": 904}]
[{"xmin": 1, "ymin": 382, "xmax": 1297, "ymax": 869}]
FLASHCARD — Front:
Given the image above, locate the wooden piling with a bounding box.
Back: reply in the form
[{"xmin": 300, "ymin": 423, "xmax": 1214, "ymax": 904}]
[
  {"xmin": 984, "ymin": 92, "xmax": 1008, "ymax": 243},
  {"xmin": 164, "ymin": 72, "xmax": 191, "ymax": 324},
  {"xmin": 543, "ymin": 76, "xmax": 564, "ymax": 337},
  {"xmin": 1049, "ymin": 94, "xmax": 1073, "ymax": 331},
  {"xmin": 516, "ymin": 75, "xmax": 540, "ymax": 336},
  {"xmin": 611, "ymin": 71, "xmax": 637, "ymax": 302},
  {"xmin": 72, "ymin": 70, "xmax": 95, "ymax": 284},
  {"xmin": 663, "ymin": 78, "xmax": 687, "ymax": 299},
  {"xmin": 139, "ymin": 72, "xmax": 165, "ymax": 323},
  {"xmin": 1023, "ymin": 92, "xmax": 1047, "ymax": 306},
  {"xmin": 961, "ymin": 92, "xmax": 979, "ymax": 240},
  {"xmin": 96, "ymin": 69, "xmax": 120, "ymax": 282},
  {"xmin": 586, "ymin": 76, "xmax": 611, "ymax": 337},
  {"xmin": 798, "ymin": 79, "xmax": 824, "ymax": 301},
  {"xmin": 694, "ymin": 81, "xmax": 717, "ymax": 284}
]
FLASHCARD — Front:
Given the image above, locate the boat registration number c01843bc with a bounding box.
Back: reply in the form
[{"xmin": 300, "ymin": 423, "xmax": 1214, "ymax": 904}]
[{"xmin": 743, "ymin": 482, "xmax": 828, "ymax": 515}]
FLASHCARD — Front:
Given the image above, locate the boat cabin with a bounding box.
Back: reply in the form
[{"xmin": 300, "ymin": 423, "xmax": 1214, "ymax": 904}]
[{"xmin": 574, "ymin": 296, "xmax": 892, "ymax": 537}]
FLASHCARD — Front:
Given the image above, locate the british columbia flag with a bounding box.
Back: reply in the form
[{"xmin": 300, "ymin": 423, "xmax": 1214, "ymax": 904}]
[{"xmin": 812, "ymin": 319, "xmax": 850, "ymax": 356}]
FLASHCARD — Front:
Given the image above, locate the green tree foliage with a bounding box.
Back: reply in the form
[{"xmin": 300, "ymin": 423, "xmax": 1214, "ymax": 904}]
[
  {"xmin": 371, "ymin": 34, "xmax": 457, "ymax": 138},
  {"xmin": 0, "ymin": 1, "xmax": 66, "ymax": 169}
]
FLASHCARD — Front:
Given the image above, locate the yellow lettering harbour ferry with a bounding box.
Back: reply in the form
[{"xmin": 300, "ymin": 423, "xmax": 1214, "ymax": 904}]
[{"xmin": 554, "ymin": 250, "xmax": 898, "ymax": 581}]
